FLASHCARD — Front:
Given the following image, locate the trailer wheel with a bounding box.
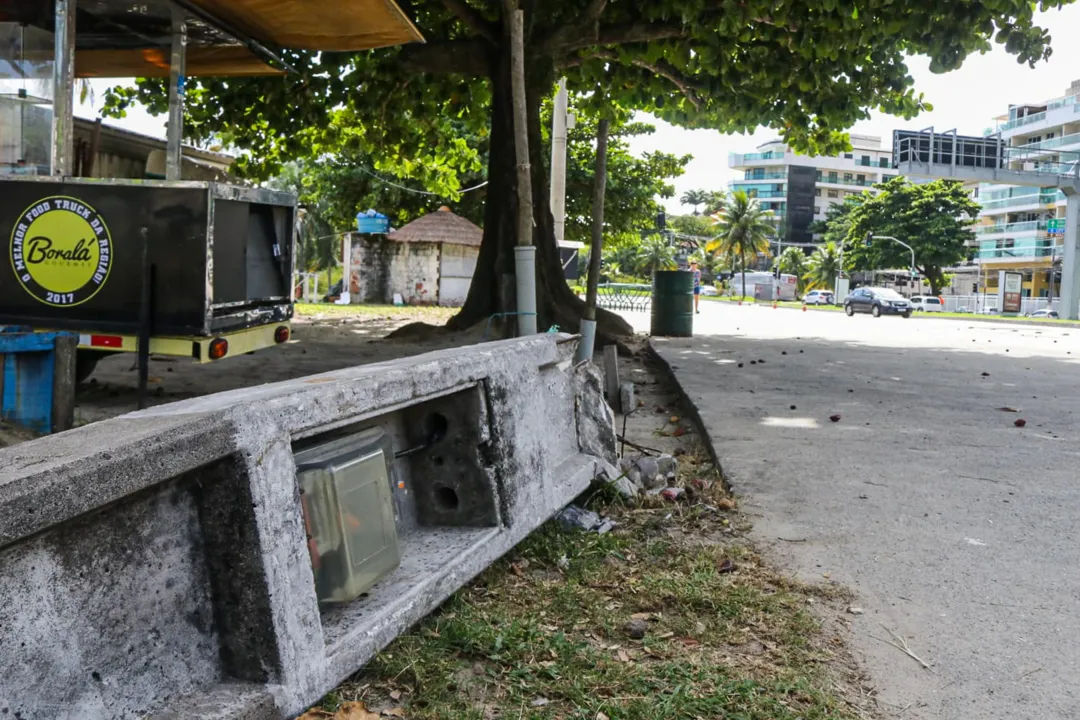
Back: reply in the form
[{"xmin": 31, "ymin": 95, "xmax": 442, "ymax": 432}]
[{"xmin": 75, "ymin": 351, "xmax": 102, "ymax": 384}]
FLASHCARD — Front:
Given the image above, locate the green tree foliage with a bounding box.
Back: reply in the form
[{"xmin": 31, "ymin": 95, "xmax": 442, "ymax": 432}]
[
  {"xmin": 776, "ymin": 246, "xmax": 810, "ymax": 295},
  {"xmin": 636, "ymin": 235, "xmax": 678, "ymax": 275},
  {"xmin": 843, "ymin": 178, "xmax": 979, "ymax": 294},
  {"xmin": 707, "ymin": 190, "xmax": 773, "ymax": 300},
  {"xmin": 680, "ymin": 189, "xmax": 709, "ymax": 214},
  {"xmin": 703, "ymin": 191, "xmax": 727, "ymax": 216},
  {"xmin": 669, "ymin": 213, "xmax": 717, "ymax": 239},
  {"xmin": 805, "ymin": 242, "xmax": 843, "ymax": 291},
  {"xmin": 103, "ymin": 0, "xmax": 1073, "ymax": 336},
  {"xmin": 557, "ymin": 110, "xmax": 691, "ymax": 247}
]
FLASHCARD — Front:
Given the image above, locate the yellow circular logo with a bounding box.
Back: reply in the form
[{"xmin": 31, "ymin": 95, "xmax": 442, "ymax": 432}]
[{"xmin": 9, "ymin": 196, "xmax": 112, "ymax": 307}]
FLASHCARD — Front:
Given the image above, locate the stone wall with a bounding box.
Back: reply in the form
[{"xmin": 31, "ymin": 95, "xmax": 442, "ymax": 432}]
[
  {"xmin": 349, "ymin": 235, "xmax": 441, "ymax": 305},
  {"xmin": 0, "ymin": 335, "xmax": 613, "ymax": 720}
]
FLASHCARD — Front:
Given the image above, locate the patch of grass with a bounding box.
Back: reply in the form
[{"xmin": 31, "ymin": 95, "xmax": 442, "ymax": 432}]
[
  {"xmin": 295, "ymin": 303, "xmax": 458, "ymax": 323},
  {"xmin": 328, "ymin": 456, "xmax": 866, "ymax": 720}
]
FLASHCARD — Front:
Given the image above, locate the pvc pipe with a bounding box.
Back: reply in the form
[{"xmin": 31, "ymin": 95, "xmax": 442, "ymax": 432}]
[
  {"xmin": 515, "ymin": 246, "xmax": 538, "ymax": 335},
  {"xmin": 576, "ymin": 318, "xmax": 597, "ymax": 363}
]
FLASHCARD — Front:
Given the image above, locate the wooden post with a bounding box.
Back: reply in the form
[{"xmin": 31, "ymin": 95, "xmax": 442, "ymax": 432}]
[
  {"xmin": 505, "ymin": 3, "xmax": 532, "ymax": 249},
  {"xmin": 583, "ymin": 118, "xmax": 610, "ymax": 323},
  {"xmin": 504, "ymin": 2, "xmax": 537, "ymax": 335},
  {"xmin": 51, "ymin": 334, "xmax": 77, "ymax": 432}
]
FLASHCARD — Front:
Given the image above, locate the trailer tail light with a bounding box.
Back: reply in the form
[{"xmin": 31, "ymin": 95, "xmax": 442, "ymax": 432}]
[
  {"xmin": 208, "ymin": 338, "xmax": 229, "ymax": 360},
  {"xmin": 87, "ymin": 334, "xmax": 122, "ymax": 349},
  {"xmin": 274, "ymin": 326, "xmax": 290, "ymax": 344}
]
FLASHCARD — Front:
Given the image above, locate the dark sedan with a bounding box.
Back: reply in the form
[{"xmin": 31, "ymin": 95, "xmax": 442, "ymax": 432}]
[{"xmin": 844, "ymin": 287, "xmax": 912, "ymax": 318}]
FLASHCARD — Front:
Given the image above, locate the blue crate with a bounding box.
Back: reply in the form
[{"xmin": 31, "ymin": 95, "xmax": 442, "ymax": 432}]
[{"xmin": 0, "ymin": 326, "xmax": 77, "ymax": 435}]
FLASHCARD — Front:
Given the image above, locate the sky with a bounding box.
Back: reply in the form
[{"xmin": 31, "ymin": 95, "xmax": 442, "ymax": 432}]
[{"xmin": 77, "ymin": 3, "xmax": 1080, "ymax": 213}]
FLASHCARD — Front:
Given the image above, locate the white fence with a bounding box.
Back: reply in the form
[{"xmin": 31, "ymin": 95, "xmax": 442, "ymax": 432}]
[{"xmin": 942, "ymin": 294, "xmax": 1058, "ymax": 315}]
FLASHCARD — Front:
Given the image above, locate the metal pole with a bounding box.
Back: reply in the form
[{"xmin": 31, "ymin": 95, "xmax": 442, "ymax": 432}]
[
  {"xmin": 166, "ymin": 10, "xmax": 188, "ymax": 181},
  {"xmin": 550, "ymin": 78, "xmax": 569, "ymax": 245},
  {"xmin": 51, "ymin": 0, "xmax": 75, "ymax": 176}
]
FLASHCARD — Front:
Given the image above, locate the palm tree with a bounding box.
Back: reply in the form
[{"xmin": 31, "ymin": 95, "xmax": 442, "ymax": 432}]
[
  {"xmin": 706, "ymin": 190, "xmax": 774, "ymax": 300},
  {"xmin": 776, "ymin": 246, "xmax": 809, "ymax": 295},
  {"xmin": 703, "ymin": 190, "xmax": 726, "ymax": 216},
  {"xmin": 635, "ymin": 235, "xmax": 677, "ymax": 275},
  {"xmin": 804, "ymin": 242, "xmax": 843, "ymax": 291},
  {"xmin": 680, "ymin": 189, "xmax": 709, "ymax": 215}
]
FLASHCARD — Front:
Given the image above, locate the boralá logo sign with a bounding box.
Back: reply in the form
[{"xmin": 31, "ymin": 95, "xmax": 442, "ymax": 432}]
[{"xmin": 9, "ymin": 196, "xmax": 112, "ymax": 307}]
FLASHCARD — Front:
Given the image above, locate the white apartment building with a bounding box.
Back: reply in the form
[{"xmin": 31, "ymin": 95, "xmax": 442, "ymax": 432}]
[
  {"xmin": 973, "ymin": 79, "xmax": 1080, "ymax": 298},
  {"xmin": 727, "ymin": 134, "xmax": 898, "ymax": 246}
]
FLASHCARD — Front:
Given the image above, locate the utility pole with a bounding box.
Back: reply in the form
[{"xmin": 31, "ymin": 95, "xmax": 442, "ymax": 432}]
[{"xmin": 550, "ymin": 78, "xmax": 569, "ymax": 245}]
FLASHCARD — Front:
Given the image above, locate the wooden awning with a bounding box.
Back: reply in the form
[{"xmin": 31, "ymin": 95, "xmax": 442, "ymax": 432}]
[
  {"xmin": 64, "ymin": 0, "xmax": 424, "ymax": 78},
  {"xmin": 188, "ymin": 0, "xmax": 423, "ymax": 52}
]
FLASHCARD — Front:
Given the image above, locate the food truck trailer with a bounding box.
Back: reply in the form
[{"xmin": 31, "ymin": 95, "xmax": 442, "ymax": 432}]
[{"xmin": 0, "ymin": 0, "xmax": 422, "ymax": 383}]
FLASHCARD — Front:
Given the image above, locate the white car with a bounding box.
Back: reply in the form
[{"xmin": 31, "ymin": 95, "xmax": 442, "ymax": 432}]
[
  {"xmin": 1029, "ymin": 308, "xmax": 1059, "ymax": 319},
  {"xmin": 701, "ymin": 285, "xmax": 719, "ymax": 296},
  {"xmin": 910, "ymin": 295, "xmax": 944, "ymax": 312},
  {"xmin": 803, "ymin": 289, "xmax": 835, "ymax": 305}
]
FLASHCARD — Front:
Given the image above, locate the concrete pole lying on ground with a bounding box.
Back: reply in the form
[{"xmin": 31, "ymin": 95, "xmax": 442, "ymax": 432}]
[
  {"xmin": 577, "ymin": 117, "xmax": 610, "ymax": 364},
  {"xmin": 505, "ymin": 3, "xmax": 537, "ymax": 336}
]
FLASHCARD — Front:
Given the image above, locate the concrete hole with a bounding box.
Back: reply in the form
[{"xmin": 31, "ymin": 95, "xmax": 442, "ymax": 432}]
[
  {"xmin": 434, "ymin": 485, "xmax": 459, "ymax": 511},
  {"xmin": 426, "ymin": 412, "xmax": 448, "ymax": 443}
]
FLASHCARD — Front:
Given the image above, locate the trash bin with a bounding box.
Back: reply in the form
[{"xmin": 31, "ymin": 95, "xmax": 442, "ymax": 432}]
[{"xmin": 650, "ymin": 270, "xmax": 694, "ymax": 337}]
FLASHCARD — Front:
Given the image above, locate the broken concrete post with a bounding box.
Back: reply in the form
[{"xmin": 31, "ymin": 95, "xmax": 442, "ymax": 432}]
[
  {"xmin": 618, "ymin": 382, "xmax": 635, "ymax": 416},
  {"xmin": 603, "ymin": 345, "xmax": 619, "ymax": 409},
  {"xmin": 0, "ymin": 334, "xmax": 614, "ymax": 720}
]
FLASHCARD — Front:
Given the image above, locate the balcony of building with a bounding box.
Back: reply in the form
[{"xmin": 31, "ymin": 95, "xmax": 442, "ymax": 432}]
[
  {"xmin": 739, "ymin": 169, "xmax": 787, "ymax": 181},
  {"xmin": 728, "ymin": 150, "xmax": 786, "ymax": 168},
  {"xmin": 972, "ymin": 219, "xmax": 1053, "ymax": 240},
  {"xmin": 979, "ymin": 188, "xmax": 1066, "ymax": 215},
  {"xmin": 975, "ymin": 236, "xmax": 1061, "ymax": 262}
]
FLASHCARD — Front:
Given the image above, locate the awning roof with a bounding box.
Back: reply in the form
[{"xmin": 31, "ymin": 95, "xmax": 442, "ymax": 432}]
[{"xmin": 5, "ymin": 0, "xmax": 424, "ymax": 77}]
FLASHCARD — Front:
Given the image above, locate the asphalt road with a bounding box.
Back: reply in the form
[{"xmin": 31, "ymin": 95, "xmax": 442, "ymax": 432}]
[{"xmin": 643, "ymin": 303, "xmax": 1080, "ymax": 720}]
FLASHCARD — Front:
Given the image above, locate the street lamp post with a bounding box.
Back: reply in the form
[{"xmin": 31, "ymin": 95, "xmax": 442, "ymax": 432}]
[{"xmin": 870, "ymin": 234, "xmax": 917, "ymax": 295}]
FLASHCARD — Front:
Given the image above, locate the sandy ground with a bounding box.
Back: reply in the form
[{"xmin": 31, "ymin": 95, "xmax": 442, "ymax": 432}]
[
  {"xmin": 71, "ymin": 308, "xmax": 476, "ymax": 426},
  {"xmin": 650, "ymin": 301, "xmax": 1080, "ymax": 720}
]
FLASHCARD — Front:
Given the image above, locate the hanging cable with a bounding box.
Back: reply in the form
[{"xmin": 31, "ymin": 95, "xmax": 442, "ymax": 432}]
[{"xmin": 354, "ymin": 165, "xmax": 489, "ymax": 197}]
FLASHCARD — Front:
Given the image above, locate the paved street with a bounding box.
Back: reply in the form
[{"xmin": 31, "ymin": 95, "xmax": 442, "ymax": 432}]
[{"xmin": 643, "ymin": 303, "xmax": 1080, "ymax": 719}]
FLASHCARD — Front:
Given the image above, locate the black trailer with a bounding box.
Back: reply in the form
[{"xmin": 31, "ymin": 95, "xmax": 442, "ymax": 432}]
[{"xmin": 0, "ymin": 0, "xmax": 422, "ymax": 384}]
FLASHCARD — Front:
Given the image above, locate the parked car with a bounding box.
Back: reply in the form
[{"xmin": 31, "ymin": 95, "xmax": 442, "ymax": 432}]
[
  {"xmin": 1029, "ymin": 308, "xmax": 1059, "ymax": 319},
  {"xmin": 701, "ymin": 285, "xmax": 719, "ymax": 296},
  {"xmin": 910, "ymin": 295, "xmax": 944, "ymax": 312},
  {"xmin": 803, "ymin": 289, "xmax": 835, "ymax": 305},
  {"xmin": 980, "ymin": 306, "xmax": 1000, "ymax": 315},
  {"xmin": 844, "ymin": 287, "xmax": 912, "ymax": 318}
]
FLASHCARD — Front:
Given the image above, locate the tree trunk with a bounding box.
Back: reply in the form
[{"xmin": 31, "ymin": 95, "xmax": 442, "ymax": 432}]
[
  {"xmin": 448, "ymin": 43, "xmax": 633, "ymax": 342},
  {"xmin": 740, "ymin": 252, "xmax": 746, "ymax": 301}
]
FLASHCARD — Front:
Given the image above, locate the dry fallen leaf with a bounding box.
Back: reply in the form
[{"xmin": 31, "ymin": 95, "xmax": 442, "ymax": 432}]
[
  {"xmin": 630, "ymin": 612, "xmax": 651, "ymax": 621},
  {"xmin": 597, "ymin": 712, "xmax": 610, "ymax": 720},
  {"xmin": 382, "ymin": 708, "xmax": 405, "ymax": 718},
  {"xmin": 298, "ymin": 701, "xmax": 380, "ymax": 720},
  {"xmin": 389, "ymin": 691, "xmax": 402, "ymax": 701},
  {"xmin": 617, "ymin": 648, "xmax": 630, "ymax": 662},
  {"xmin": 669, "ymin": 415, "xmax": 680, "ymax": 423}
]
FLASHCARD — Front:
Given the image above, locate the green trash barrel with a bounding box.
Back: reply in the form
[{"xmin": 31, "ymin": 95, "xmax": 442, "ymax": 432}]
[{"xmin": 651, "ymin": 270, "xmax": 694, "ymax": 337}]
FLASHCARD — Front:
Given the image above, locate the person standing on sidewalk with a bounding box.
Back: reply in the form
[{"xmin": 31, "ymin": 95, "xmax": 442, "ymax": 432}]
[{"xmin": 691, "ymin": 259, "xmax": 702, "ymax": 314}]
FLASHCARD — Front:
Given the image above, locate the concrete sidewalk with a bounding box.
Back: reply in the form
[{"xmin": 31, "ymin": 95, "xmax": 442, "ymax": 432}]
[{"xmin": 651, "ymin": 318, "xmax": 1080, "ymax": 720}]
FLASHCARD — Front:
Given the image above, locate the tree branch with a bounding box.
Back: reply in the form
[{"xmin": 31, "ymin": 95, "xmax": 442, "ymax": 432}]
[
  {"xmin": 592, "ymin": 50, "xmax": 702, "ymax": 111},
  {"xmin": 400, "ymin": 40, "xmax": 489, "ymax": 76},
  {"xmin": 439, "ymin": 0, "xmax": 499, "ymax": 44}
]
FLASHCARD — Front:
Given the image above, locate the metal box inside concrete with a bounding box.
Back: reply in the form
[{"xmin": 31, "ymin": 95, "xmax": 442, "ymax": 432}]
[{"xmin": 295, "ymin": 428, "xmax": 400, "ymax": 605}]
